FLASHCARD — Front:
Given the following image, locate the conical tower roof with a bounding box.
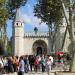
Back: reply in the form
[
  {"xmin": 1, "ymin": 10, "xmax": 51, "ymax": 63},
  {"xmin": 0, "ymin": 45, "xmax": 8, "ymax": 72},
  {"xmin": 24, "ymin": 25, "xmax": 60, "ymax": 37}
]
[{"xmin": 15, "ymin": 8, "xmax": 23, "ymax": 23}]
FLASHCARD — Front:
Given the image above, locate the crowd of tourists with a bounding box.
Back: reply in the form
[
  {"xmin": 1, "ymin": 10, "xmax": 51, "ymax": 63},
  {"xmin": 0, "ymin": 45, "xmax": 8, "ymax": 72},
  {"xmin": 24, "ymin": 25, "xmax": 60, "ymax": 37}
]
[{"xmin": 0, "ymin": 54, "xmax": 71, "ymax": 75}]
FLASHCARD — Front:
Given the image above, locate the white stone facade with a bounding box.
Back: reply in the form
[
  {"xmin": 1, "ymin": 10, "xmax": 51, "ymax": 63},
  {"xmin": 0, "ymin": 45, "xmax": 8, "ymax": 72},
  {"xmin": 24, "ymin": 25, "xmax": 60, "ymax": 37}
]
[
  {"xmin": 13, "ymin": 9, "xmax": 73, "ymax": 56},
  {"xmin": 12, "ymin": 9, "xmax": 51, "ymax": 56},
  {"xmin": 13, "ymin": 21, "xmax": 64, "ymax": 56},
  {"xmin": 13, "ymin": 23, "xmax": 50, "ymax": 56}
]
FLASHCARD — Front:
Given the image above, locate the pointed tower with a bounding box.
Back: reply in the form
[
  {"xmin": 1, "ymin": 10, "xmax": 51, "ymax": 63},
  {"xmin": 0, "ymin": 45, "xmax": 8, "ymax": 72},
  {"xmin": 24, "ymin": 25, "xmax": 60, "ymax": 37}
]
[{"xmin": 13, "ymin": 9, "xmax": 24, "ymax": 56}]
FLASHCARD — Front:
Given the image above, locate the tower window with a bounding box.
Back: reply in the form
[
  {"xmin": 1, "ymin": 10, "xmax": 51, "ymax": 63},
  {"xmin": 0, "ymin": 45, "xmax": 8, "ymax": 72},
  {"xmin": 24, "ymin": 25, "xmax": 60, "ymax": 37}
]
[
  {"xmin": 74, "ymin": 32, "xmax": 75, "ymax": 35},
  {"xmin": 74, "ymin": 24, "xmax": 75, "ymax": 28},
  {"xmin": 21, "ymin": 23, "xmax": 22, "ymax": 26},
  {"xmin": 16, "ymin": 23, "xmax": 18, "ymax": 26}
]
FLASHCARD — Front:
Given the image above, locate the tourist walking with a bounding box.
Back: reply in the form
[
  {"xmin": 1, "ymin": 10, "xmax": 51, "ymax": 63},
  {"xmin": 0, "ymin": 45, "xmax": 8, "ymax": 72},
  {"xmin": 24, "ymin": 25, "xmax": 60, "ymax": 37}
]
[
  {"xmin": 18, "ymin": 56, "xmax": 25, "ymax": 75},
  {"xmin": 24, "ymin": 56, "xmax": 29, "ymax": 73},
  {"xmin": 46, "ymin": 58, "xmax": 52, "ymax": 75},
  {"xmin": 34, "ymin": 57, "xmax": 39, "ymax": 72},
  {"xmin": 8, "ymin": 56, "xmax": 14, "ymax": 73},
  {"xmin": 0, "ymin": 56, "xmax": 4, "ymax": 75},
  {"xmin": 12, "ymin": 56, "xmax": 17, "ymax": 72},
  {"xmin": 29, "ymin": 55, "xmax": 35, "ymax": 72},
  {"xmin": 41, "ymin": 56, "xmax": 46, "ymax": 72},
  {"xmin": 3, "ymin": 57, "xmax": 8, "ymax": 73}
]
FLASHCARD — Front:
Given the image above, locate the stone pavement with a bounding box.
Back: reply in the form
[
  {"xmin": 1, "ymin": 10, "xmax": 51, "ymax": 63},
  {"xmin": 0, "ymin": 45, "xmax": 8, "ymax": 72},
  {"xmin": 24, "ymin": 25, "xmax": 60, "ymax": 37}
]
[
  {"xmin": 3, "ymin": 71, "xmax": 75, "ymax": 75},
  {"xmin": 3, "ymin": 72, "xmax": 54, "ymax": 75},
  {"xmin": 2, "ymin": 64, "xmax": 75, "ymax": 75},
  {"xmin": 55, "ymin": 72, "xmax": 75, "ymax": 75}
]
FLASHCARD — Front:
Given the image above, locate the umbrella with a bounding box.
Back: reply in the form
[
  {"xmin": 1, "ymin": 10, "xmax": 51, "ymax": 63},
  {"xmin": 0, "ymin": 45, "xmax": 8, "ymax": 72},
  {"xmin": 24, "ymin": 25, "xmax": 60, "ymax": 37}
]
[{"xmin": 55, "ymin": 51, "xmax": 64, "ymax": 54}]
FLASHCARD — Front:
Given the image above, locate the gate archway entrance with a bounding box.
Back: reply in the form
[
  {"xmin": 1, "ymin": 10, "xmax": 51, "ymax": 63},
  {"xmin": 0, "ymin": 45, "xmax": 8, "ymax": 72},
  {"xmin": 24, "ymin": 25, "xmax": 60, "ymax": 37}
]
[
  {"xmin": 37, "ymin": 47, "xmax": 42, "ymax": 55},
  {"xmin": 32, "ymin": 40, "xmax": 47, "ymax": 55}
]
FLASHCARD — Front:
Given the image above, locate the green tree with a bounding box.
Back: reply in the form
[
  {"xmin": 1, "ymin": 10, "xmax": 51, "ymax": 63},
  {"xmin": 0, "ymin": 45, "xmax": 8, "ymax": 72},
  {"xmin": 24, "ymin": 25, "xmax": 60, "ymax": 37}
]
[
  {"xmin": 34, "ymin": 0, "xmax": 75, "ymax": 71},
  {"xmin": 7, "ymin": 0, "xmax": 28, "ymax": 54},
  {"xmin": 0, "ymin": 0, "xmax": 9, "ymax": 28},
  {"xmin": 0, "ymin": 0, "xmax": 9, "ymax": 55},
  {"xmin": 60, "ymin": 0, "xmax": 75, "ymax": 72},
  {"xmin": 34, "ymin": 0, "xmax": 63, "ymax": 51},
  {"xmin": 0, "ymin": 0, "xmax": 27, "ymax": 55},
  {"xmin": 7, "ymin": 0, "xmax": 27, "ymax": 19},
  {"xmin": 0, "ymin": 39, "xmax": 4, "ymax": 55},
  {"xmin": 7, "ymin": 38, "xmax": 13, "ymax": 55}
]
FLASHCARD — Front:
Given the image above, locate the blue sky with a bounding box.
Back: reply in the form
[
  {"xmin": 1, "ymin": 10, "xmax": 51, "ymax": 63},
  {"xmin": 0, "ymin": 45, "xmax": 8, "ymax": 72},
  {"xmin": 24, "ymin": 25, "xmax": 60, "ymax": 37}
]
[{"xmin": 6, "ymin": 0, "xmax": 48, "ymax": 39}]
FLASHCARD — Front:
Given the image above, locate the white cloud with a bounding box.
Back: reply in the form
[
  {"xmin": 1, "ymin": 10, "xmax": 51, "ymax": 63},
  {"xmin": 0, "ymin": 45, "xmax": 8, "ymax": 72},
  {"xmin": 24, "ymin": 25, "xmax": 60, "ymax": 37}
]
[
  {"xmin": 27, "ymin": 4, "xmax": 32, "ymax": 8},
  {"xmin": 21, "ymin": 13, "xmax": 32, "ymax": 24},
  {"xmin": 20, "ymin": 3, "xmax": 48, "ymax": 31},
  {"xmin": 21, "ymin": 12, "xmax": 48, "ymax": 30}
]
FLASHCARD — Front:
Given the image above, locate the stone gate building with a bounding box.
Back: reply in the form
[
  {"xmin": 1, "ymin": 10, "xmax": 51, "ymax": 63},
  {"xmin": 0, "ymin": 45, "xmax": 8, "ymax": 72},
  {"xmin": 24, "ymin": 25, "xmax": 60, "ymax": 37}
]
[{"xmin": 13, "ymin": 9, "xmax": 66, "ymax": 56}]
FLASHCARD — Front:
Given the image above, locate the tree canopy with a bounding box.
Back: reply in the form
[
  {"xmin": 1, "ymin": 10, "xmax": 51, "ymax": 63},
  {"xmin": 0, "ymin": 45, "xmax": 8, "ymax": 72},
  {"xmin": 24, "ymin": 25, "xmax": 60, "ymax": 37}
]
[
  {"xmin": 34, "ymin": 0, "xmax": 63, "ymax": 25},
  {"xmin": 8, "ymin": 0, "xmax": 27, "ymax": 19},
  {"xmin": 0, "ymin": 0, "xmax": 28, "ymax": 28},
  {"xmin": 34, "ymin": 0, "xmax": 64, "ymax": 51},
  {"xmin": 0, "ymin": 0, "xmax": 9, "ymax": 27},
  {"xmin": 0, "ymin": 0, "xmax": 28, "ymax": 55}
]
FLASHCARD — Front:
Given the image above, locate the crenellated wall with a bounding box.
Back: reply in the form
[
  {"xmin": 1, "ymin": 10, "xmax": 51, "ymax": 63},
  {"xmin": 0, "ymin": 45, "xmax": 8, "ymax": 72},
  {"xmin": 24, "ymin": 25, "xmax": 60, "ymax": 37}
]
[{"xmin": 23, "ymin": 33, "xmax": 49, "ymax": 55}]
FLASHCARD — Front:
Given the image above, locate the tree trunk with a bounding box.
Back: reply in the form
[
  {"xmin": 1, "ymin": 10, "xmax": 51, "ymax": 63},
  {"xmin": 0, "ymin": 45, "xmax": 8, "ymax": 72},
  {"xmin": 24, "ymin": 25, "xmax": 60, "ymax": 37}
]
[
  {"xmin": 52, "ymin": 23, "xmax": 58, "ymax": 51},
  {"xmin": 48, "ymin": 24, "xmax": 53, "ymax": 52},
  {"xmin": 60, "ymin": 0, "xmax": 75, "ymax": 72},
  {"xmin": 48, "ymin": 25, "xmax": 52, "ymax": 52},
  {"xmin": 3, "ymin": 24, "xmax": 8, "ymax": 55},
  {"xmin": 61, "ymin": 25, "xmax": 68, "ymax": 50},
  {"xmin": 69, "ymin": 0, "xmax": 75, "ymax": 72}
]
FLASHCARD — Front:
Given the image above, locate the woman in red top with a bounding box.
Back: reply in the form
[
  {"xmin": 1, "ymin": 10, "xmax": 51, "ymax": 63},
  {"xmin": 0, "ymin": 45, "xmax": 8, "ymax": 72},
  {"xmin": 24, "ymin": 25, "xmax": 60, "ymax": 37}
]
[{"xmin": 34, "ymin": 57, "xmax": 39, "ymax": 72}]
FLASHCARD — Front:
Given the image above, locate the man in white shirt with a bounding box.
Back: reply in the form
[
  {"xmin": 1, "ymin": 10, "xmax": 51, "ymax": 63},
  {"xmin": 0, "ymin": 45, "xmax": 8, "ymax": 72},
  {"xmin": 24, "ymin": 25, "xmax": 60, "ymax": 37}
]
[
  {"xmin": 46, "ymin": 58, "xmax": 52, "ymax": 75},
  {"xmin": 18, "ymin": 56, "xmax": 25, "ymax": 75},
  {"xmin": 49, "ymin": 56, "xmax": 53, "ymax": 63}
]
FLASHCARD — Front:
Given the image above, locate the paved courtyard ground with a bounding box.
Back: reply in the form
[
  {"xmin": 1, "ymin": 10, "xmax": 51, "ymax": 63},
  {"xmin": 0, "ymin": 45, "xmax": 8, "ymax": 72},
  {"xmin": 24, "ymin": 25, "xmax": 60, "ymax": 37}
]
[
  {"xmin": 3, "ymin": 72, "xmax": 54, "ymax": 75},
  {"xmin": 2, "ymin": 63, "xmax": 75, "ymax": 75},
  {"xmin": 3, "ymin": 72, "xmax": 75, "ymax": 75}
]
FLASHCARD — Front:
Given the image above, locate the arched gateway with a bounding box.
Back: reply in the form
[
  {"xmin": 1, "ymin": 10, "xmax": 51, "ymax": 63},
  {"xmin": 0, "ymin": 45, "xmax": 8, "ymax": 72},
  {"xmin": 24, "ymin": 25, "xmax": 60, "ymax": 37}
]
[{"xmin": 32, "ymin": 40, "xmax": 47, "ymax": 55}]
